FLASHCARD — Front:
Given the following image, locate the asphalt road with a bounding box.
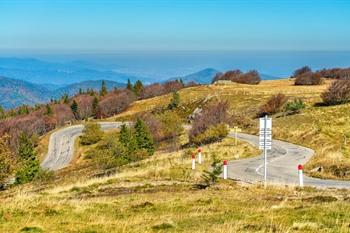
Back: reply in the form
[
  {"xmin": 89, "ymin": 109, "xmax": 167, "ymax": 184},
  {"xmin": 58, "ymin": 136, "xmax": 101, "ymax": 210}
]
[
  {"xmin": 41, "ymin": 122, "xmax": 125, "ymax": 170},
  {"xmin": 228, "ymin": 133, "xmax": 350, "ymax": 189},
  {"xmin": 41, "ymin": 122, "xmax": 350, "ymax": 188}
]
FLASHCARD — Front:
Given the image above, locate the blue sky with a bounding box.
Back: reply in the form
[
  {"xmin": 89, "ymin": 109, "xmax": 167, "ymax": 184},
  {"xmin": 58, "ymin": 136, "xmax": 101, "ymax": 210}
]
[{"xmin": 1, "ymin": 0, "xmax": 350, "ymax": 52}]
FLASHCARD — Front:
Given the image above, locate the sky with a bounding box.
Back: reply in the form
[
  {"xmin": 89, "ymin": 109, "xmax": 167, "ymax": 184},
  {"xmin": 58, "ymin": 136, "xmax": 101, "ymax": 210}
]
[{"xmin": 1, "ymin": 0, "xmax": 350, "ymax": 52}]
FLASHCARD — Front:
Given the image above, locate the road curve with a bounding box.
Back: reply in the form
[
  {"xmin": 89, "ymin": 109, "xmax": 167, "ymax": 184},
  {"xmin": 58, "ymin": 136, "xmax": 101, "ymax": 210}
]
[
  {"xmin": 41, "ymin": 122, "xmax": 125, "ymax": 170},
  {"xmin": 228, "ymin": 133, "xmax": 350, "ymax": 189},
  {"xmin": 41, "ymin": 122, "xmax": 350, "ymax": 188}
]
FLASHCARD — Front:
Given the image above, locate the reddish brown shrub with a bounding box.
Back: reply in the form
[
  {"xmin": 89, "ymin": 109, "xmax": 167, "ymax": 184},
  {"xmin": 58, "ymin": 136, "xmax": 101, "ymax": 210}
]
[
  {"xmin": 295, "ymin": 72, "xmax": 322, "ymax": 85},
  {"xmin": 190, "ymin": 101, "xmax": 229, "ymax": 140},
  {"xmin": 73, "ymin": 95, "xmax": 94, "ymax": 120},
  {"xmin": 163, "ymin": 80, "xmax": 184, "ymax": 93},
  {"xmin": 96, "ymin": 90, "xmax": 135, "ymax": 118},
  {"xmin": 54, "ymin": 104, "xmax": 75, "ymax": 126},
  {"xmin": 316, "ymin": 68, "xmax": 350, "ymax": 80},
  {"xmin": 293, "ymin": 66, "xmax": 312, "ymax": 77},
  {"xmin": 140, "ymin": 83, "xmax": 165, "ymax": 99},
  {"xmin": 321, "ymin": 80, "xmax": 350, "ymax": 105},
  {"xmin": 211, "ymin": 70, "xmax": 261, "ymax": 84},
  {"xmin": 257, "ymin": 93, "xmax": 288, "ymax": 117}
]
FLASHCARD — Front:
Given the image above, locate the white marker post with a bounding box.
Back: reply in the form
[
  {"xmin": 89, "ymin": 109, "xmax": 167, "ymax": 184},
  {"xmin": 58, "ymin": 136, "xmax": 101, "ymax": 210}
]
[
  {"xmin": 298, "ymin": 164, "xmax": 304, "ymax": 187},
  {"xmin": 192, "ymin": 154, "xmax": 196, "ymax": 170},
  {"xmin": 233, "ymin": 126, "xmax": 242, "ymax": 145},
  {"xmin": 259, "ymin": 115, "xmax": 272, "ymax": 187},
  {"xmin": 198, "ymin": 147, "xmax": 202, "ymax": 164},
  {"xmin": 223, "ymin": 160, "xmax": 228, "ymax": 179}
]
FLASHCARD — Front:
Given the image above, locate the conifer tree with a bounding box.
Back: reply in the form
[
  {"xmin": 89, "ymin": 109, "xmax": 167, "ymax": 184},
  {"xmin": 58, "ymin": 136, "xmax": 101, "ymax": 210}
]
[
  {"xmin": 45, "ymin": 104, "xmax": 53, "ymax": 116},
  {"xmin": 92, "ymin": 96, "xmax": 99, "ymax": 117},
  {"xmin": 100, "ymin": 80, "xmax": 108, "ymax": 96},
  {"xmin": 71, "ymin": 100, "xmax": 79, "ymax": 119},
  {"xmin": 0, "ymin": 135, "xmax": 15, "ymax": 187},
  {"xmin": 168, "ymin": 91, "xmax": 180, "ymax": 109},
  {"xmin": 119, "ymin": 124, "xmax": 138, "ymax": 154},
  {"xmin": 15, "ymin": 133, "xmax": 41, "ymax": 184},
  {"xmin": 126, "ymin": 79, "xmax": 133, "ymax": 91},
  {"xmin": 134, "ymin": 118, "xmax": 154, "ymax": 155},
  {"xmin": 0, "ymin": 105, "xmax": 4, "ymax": 119},
  {"xmin": 133, "ymin": 80, "xmax": 143, "ymax": 96}
]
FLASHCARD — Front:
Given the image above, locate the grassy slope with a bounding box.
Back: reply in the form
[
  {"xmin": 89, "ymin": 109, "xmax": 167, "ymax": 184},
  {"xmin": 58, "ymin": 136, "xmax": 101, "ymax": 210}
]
[
  {"xmin": 110, "ymin": 79, "xmax": 350, "ymax": 180},
  {"xmin": 1, "ymin": 136, "xmax": 350, "ymax": 233},
  {"xmin": 2, "ymin": 79, "xmax": 350, "ymax": 232}
]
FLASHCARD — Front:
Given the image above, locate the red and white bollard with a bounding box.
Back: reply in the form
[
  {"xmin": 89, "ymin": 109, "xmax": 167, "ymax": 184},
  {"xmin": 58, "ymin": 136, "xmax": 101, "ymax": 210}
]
[
  {"xmin": 223, "ymin": 160, "xmax": 228, "ymax": 179},
  {"xmin": 197, "ymin": 147, "xmax": 202, "ymax": 164},
  {"xmin": 298, "ymin": 164, "xmax": 304, "ymax": 187},
  {"xmin": 192, "ymin": 154, "xmax": 196, "ymax": 170}
]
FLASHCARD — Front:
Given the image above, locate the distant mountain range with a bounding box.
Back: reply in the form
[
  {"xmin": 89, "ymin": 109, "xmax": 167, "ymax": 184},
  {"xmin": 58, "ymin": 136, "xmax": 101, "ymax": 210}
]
[
  {"xmin": 0, "ymin": 76, "xmax": 125, "ymax": 109},
  {"xmin": 0, "ymin": 57, "xmax": 148, "ymax": 85},
  {"xmin": 0, "ymin": 57, "xmax": 280, "ymax": 109}
]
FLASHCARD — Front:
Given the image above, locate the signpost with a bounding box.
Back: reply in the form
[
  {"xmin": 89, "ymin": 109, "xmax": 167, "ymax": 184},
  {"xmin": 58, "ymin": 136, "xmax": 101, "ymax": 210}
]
[
  {"xmin": 259, "ymin": 115, "xmax": 272, "ymax": 187},
  {"xmin": 232, "ymin": 126, "xmax": 242, "ymax": 145}
]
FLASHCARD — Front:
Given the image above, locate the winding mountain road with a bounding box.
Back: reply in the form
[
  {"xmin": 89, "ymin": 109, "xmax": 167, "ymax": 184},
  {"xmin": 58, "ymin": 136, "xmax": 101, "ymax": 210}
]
[
  {"xmin": 228, "ymin": 133, "xmax": 350, "ymax": 189},
  {"xmin": 41, "ymin": 122, "xmax": 350, "ymax": 189},
  {"xmin": 41, "ymin": 122, "xmax": 125, "ymax": 170}
]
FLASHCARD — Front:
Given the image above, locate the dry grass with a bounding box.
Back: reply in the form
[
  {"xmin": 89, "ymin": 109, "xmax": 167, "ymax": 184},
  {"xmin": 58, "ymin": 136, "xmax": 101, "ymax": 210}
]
[
  {"xmin": 105, "ymin": 79, "xmax": 349, "ymax": 179},
  {"xmin": 0, "ymin": 140, "xmax": 349, "ymax": 232}
]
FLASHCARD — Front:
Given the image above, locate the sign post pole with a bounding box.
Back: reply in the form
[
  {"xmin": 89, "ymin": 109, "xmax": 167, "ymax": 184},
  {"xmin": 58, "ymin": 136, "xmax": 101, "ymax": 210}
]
[
  {"xmin": 264, "ymin": 115, "xmax": 267, "ymax": 187},
  {"xmin": 259, "ymin": 115, "xmax": 272, "ymax": 188}
]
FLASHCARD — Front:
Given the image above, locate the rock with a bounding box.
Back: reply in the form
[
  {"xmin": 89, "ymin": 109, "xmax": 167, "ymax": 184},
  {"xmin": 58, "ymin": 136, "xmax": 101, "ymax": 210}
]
[{"xmin": 311, "ymin": 166, "xmax": 324, "ymax": 173}]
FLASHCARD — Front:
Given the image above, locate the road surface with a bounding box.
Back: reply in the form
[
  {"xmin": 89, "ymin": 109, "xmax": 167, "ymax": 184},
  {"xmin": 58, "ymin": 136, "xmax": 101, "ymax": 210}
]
[
  {"xmin": 228, "ymin": 132, "xmax": 350, "ymax": 189},
  {"xmin": 41, "ymin": 122, "xmax": 350, "ymax": 188},
  {"xmin": 41, "ymin": 122, "xmax": 125, "ymax": 170}
]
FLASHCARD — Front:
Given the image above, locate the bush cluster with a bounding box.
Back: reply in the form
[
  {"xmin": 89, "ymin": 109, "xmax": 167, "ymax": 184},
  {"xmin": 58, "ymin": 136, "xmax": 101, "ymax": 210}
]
[
  {"xmin": 321, "ymin": 79, "xmax": 350, "ymax": 105},
  {"xmin": 189, "ymin": 101, "xmax": 230, "ymax": 145},
  {"xmin": 294, "ymin": 72, "xmax": 322, "ymax": 85},
  {"xmin": 80, "ymin": 123, "xmax": 104, "ymax": 145},
  {"xmin": 257, "ymin": 93, "xmax": 288, "ymax": 117},
  {"xmin": 212, "ymin": 70, "xmax": 261, "ymax": 84}
]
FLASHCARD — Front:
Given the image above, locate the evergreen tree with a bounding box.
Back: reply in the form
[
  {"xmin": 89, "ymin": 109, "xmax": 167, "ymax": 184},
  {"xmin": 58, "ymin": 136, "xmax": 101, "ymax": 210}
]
[
  {"xmin": 45, "ymin": 104, "xmax": 53, "ymax": 116},
  {"xmin": 79, "ymin": 88, "xmax": 83, "ymax": 95},
  {"xmin": 70, "ymin": 100, "xmax": 79, "ymax": 119},
  {"xmin": 134, "ymin": 118, "xmax": 154, "ymax": 155},
  {"xmin": 0, "ymin": 105, "xmax": 4, "ymax": 119},
  {"xmin": 119, "ymin": 124, "xmax": 138, "ymax": 154},
  {"xmin": 126, "ymin": 79, "xmax": 133, "ymax": 91},
  {"xmin": 168, "ymin": 91, "xmax": 180, "ymax": 109},
  {"xmin": 92, "ymin": 96, "xmax": 99, "ymax": 117},
  {"xmin": 0, "ymin": 135, "xmax": 15, "ymax": 187},
  {"xmin": 62, "ymin": 93, "xmax": 69, "ymax": 104},
  {"xmin": 179, "ymin": 78, "xmax": 184, "ymax": 85},
  {"xmin": 133, "ymin": 80, "xmax": 143, "ymax": 96},
  {"xmin": 100, "ymin": 80, "xmax": 108, "ymax": 96},
  {"xmin": 15, "ymin": 133, "xmax": 41, "ymax": 184}
]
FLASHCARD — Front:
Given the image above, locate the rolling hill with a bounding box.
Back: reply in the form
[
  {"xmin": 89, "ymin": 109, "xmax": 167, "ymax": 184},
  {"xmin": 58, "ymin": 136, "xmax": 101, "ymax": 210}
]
[{"xmin": 0, "ymin": 76, "xmax": 126, "ymax": 109}]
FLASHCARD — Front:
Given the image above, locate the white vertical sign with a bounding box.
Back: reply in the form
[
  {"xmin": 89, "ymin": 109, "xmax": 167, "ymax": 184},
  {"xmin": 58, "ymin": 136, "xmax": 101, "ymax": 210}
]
[{"xmin": 259, "ymin": 115, "xmax": 272, "ymax": 186}]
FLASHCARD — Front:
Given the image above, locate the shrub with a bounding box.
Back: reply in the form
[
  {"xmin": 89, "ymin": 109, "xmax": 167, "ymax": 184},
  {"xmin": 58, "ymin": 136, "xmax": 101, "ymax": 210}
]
[
  {"xmin": 80, "ymin": 123, "xmax": 104, "ymax": 145},
  {"xmin": 190, "ymin": 101, "xmax": 229, "ymax": 143},
  {"xmin": 295, "ymin": 72, "xmax": 322, "ymax": 85},
  {"xmin": 316, "ymin": 67, "xmax": 350, "ymax": 79},
  {"xmin": 285, "ymin": 98, "xmax": 306, "ymax": 113},
  {"xmin": 321, "ymin": 79, "xmax": 350, "ymax": 105},
  {"xmin": 191, "ymin": 123, "xmax": 228, "ymax": 145},
  {"xmin": 159, "ymin": 111, "xmax": 184, "ymax": 150},
  {"xmin": 257, "ymin": 93, "xmax": 288, "ymax": 117},
  {"xmin": 168, "ymin": 91, "xmax": 180, "ymax": 109},
  {"xmin": 293, "ymin": 66, "xmax": 312, "ymax": 77},
  {"xmin": 211, "ymin": 70, "xmax": 261, "ymax": 84},
  {"xmin": 96, "ymin": 90, "xmax": 135, "ymax": 118},
  {"xmin": 200, "ymin": 153, "xmax": 223, "ymax": 188}
]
